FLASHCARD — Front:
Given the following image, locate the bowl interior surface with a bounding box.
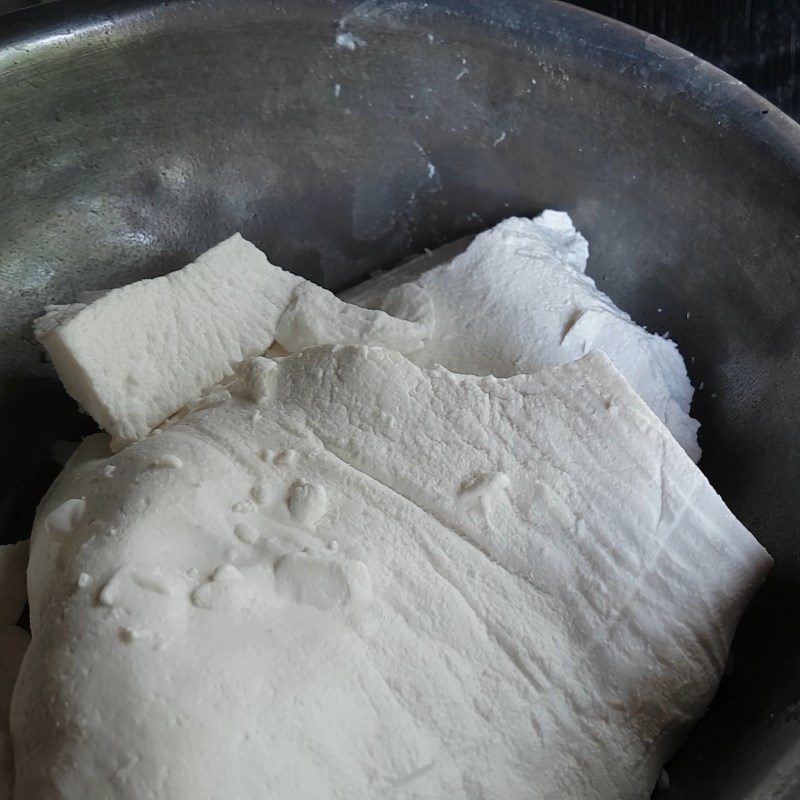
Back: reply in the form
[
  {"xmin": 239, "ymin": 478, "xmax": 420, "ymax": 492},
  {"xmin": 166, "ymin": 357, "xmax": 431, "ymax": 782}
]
[{"xmin": 2, "ymin": 1, "xmax": 800, "ymax": 796}]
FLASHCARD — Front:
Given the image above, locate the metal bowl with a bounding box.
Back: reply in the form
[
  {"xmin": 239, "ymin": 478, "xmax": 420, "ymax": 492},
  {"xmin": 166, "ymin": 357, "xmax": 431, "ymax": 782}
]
[{"xmin": 2, "ymin": 1, "xmax": 799, "ymax": 795}]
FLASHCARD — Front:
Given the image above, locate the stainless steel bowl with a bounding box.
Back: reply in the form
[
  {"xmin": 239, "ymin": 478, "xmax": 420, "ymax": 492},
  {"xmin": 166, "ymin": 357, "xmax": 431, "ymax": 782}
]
[{"xmin": 2, "ymin": 1, "xmax": 799, "ymax": 796}]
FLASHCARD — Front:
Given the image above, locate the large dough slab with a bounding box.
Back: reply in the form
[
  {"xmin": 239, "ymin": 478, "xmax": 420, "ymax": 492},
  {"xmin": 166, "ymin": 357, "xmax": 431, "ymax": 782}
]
[{"xmin": 14, "ymin": 347, "xmax": 769, "ymax": 800}]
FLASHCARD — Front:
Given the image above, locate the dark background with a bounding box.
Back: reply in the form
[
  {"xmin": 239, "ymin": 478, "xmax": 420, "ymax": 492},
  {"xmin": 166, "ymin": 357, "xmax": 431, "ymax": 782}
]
[
  {"xmin": 567, "ymin": 0, "xmax": 800, "ymax": 119},
  {"xmin": 1, "ymin": 0, "xmax": 799, "ymax": 120}
]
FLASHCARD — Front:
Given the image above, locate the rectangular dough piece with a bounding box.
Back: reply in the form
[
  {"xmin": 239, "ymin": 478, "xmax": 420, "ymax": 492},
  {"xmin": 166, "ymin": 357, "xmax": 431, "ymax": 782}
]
[{"xmin": 35, "ymin": 235, "xmax": 431, "ymax": 451}]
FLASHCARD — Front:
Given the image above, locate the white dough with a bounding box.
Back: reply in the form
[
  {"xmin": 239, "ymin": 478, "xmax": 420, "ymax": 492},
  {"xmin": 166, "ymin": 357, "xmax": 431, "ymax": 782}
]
[
  {"xmin": 35, "ymin": 234, "xmax": 433, "ymax": 450},
  {"xmin": 0, "ymin": 542, "xmax": 28, "ymax": 629},
  {"xmin": 14, "ymin": 347, "xmax": 769, "ymax": 800},
  {"xmin": 343, "ymin": 212, "xmax": 700, "ymax": 459}
]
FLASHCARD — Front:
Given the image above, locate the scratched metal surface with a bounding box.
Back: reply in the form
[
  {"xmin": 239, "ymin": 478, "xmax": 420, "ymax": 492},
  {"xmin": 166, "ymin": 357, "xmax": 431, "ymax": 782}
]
[
  {"xmin": 4, "ymin": 0, "xmax": 799, "ymax": 119},
  {"xmin": 1, "ymin": 1, "xmax": 800, "ymax": 798}
]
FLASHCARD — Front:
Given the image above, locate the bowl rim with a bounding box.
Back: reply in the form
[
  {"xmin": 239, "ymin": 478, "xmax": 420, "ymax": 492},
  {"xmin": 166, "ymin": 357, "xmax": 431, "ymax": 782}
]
[{"xmin": 2, "ymin": 0, "xmax": 800, "ymax": 175}]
